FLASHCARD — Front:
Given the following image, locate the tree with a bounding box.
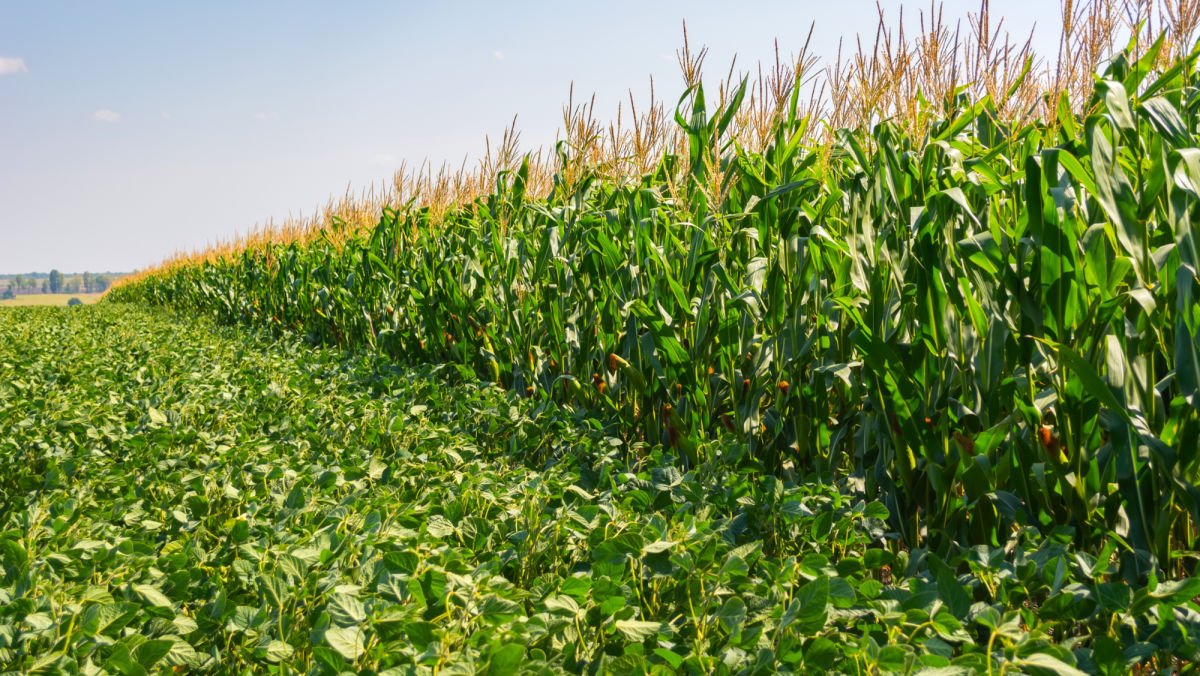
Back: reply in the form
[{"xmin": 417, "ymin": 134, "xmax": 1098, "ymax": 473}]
[
  {"xmin": 12, "ymin": 275, "xmax": 23, "ymax": 294},
  {"xmin": 93, "ymin": 275, "xmax": 110, "ymax": 292},
  {"xmin": 48, "ymin": 269, "xmax": 63, "ymax": 294},
  {"xmin": 41, "ymin": 280, "xmax": 48, "ymax": 293}
]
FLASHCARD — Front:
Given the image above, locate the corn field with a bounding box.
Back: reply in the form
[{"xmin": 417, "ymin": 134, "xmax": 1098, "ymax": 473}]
[{"xmin": 110, "ymin": 0, "xmax": 1200, "ymax": 593}]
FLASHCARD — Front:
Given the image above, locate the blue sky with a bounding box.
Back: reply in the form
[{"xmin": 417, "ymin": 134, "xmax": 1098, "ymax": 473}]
[{"xmin": 0, "ymin": 1, "xmax": 1061, "ymax": 273}]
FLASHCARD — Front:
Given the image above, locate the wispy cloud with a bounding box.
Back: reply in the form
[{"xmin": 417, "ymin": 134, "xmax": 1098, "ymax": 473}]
[
  {"xmin": 254, "ymin": 111, "xmax": 278, "ymax": 121},
  {"xmin": 161, "ymin": 111, "xmax": 172, "ymax": 120},
  {"xmin": 0, "ymin": 57, "xmax": 28, "ymax": 74},
  {"xmin": 91, "ymin": 109, "xmax": 121, "ymax": 123},
  {"xmin": 492, "ymin": 50, "xmax": 504, "ymax": 60}
]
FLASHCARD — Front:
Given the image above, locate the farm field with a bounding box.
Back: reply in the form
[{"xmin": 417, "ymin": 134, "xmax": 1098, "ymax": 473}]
[
  {"xmin": 11, "ymin": 1, "xmax": 1200, "ymax": 672},
  {"xmin": 0, "ymin": 293, "xmax": 103, "ymax": 307},
  {"xmin": 2, "ymin": 304, "xmax": 1194, "ymax": 673}
]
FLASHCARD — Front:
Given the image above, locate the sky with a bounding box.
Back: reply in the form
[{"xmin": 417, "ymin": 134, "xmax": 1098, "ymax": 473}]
[{"xmin": 0, "ymin": 1, "xmax": 1064, "ymax": 274}]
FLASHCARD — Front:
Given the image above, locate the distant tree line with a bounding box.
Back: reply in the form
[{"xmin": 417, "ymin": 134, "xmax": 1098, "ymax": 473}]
[{"xmin": 2, "ymin": 270, "xmax": 121, "ymax": 299}]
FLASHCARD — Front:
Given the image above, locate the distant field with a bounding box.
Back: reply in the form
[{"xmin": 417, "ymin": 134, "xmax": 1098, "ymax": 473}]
[{"xmin": 0, "ymin": 293, "xmax": 103, "ymax": 307}]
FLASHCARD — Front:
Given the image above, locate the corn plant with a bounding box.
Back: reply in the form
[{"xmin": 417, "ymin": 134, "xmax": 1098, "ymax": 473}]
[{"xmin": 109, "ymin": 28, "xmax": 1200, "ymax": 587}]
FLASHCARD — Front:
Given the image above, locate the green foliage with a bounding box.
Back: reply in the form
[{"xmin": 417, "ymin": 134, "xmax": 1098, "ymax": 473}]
[
  {"xmin": 3, "ymin": 304, "xmax": 1198, "ymax": 673},
  {"xmin": 112, "ymin": 40, "xmax": 1200, "ymax": 579}
]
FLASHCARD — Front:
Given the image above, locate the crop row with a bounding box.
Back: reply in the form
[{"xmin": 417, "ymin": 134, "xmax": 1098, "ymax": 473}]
[
  {"xmin": 111, "ymin": 38, "xmax": 1200, "ymax": 587},
  {"xmin": 13, "ymin": 305, "xmax": 1195, "ymax": 672}
]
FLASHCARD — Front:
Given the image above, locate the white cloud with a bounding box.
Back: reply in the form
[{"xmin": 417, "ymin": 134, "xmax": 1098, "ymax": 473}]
[
  {"xmin": 492, "ymin": 50, "xmax": 504, "ymax": 60},
  {"xmin": 254, "ymin": 111, "xmax": 278, "ymax": 121},
  {"xmin": 0, "ymin": 57, "xmax": 27, "ymax": 74},
  {"xmin": 161, "ymin": 111, "xmax": 172, "ymax": 120},
  {"xmin": 91, "ymin": 109, "xmax": 121, "ymax": 123}
]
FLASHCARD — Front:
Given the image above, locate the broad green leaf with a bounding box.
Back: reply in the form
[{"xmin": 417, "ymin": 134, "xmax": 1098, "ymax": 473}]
[
  {"xmin": 715, "ymin": 596, "xmax": 746, "ymax": 632},
  {"xmin": 782, "ymin": 577, "xmax": 828, "ymax": 634},
  {"xmin": 257, "ymin": 639, "xmax": 295, "ymax": 663},
  {"xmin": 614, "ymin": 619, "xmax": 664, "ymax": 642},
  {"xmin": 132, "ymin": 639, "xmax": 173, "ymax": 669},
  {"xmin": 324, "ymin": 626, "xmax": 366, "ymax": 661},
  {"xmin": 326, "ymin": 592, "xmax": 366, "ymax": 627},
  {"xmin": 485, "ymin": 643, "xmax": 525, "ymax": 674},
  {"xmin": 132, "ymin": 584, "xmax": 173, "ymax": 610}
]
